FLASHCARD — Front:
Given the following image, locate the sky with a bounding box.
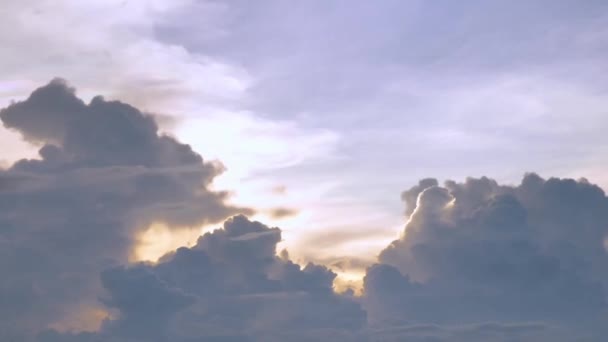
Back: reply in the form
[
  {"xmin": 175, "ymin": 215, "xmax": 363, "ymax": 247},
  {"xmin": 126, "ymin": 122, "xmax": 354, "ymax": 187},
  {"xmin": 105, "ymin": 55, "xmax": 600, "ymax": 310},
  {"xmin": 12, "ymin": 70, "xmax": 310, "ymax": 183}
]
[{"xmin": 1, "ymin": 1, "xmax": 608, "ymax": 341}]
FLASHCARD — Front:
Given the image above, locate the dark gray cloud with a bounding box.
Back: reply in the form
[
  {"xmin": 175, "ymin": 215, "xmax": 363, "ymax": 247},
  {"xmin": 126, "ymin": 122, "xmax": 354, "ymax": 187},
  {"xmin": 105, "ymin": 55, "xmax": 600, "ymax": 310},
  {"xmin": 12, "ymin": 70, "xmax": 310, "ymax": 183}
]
[
  {"xmin": 39, "ymin": 216, "xmax": 367, "ymax": 342},
  {"xmin": 365, "ymin": 174, "xmax": 608, "ymax": 340},
  {"xmin": 36, "ymin": 174, "xmax": 608, "ymax": 342},
  {"xmin": 0, "ymin": 79, "xmax": 251, "ymax": 338},
  {"xmin": 98, "ymin": 265, "xmax": 195, "ymax": 341},
  {"xmin": 5, "ymin": 79, "xmax": 608, "ymax": 341}
]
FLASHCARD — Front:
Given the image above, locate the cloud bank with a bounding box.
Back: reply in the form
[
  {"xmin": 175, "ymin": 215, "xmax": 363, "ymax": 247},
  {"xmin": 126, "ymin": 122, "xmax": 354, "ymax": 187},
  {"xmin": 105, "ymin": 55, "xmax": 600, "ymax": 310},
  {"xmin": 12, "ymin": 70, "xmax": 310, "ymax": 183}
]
[
  {"xmin": 0, "ymin": 79, "xmax": 251, "ymax": 339},
  {"xmin": 2, "ymin": 81, "xmax": 608, "ymax": 341},
  {"xmin": 367, "ymin": 175, "xmax": 608, "ymax": 340}
]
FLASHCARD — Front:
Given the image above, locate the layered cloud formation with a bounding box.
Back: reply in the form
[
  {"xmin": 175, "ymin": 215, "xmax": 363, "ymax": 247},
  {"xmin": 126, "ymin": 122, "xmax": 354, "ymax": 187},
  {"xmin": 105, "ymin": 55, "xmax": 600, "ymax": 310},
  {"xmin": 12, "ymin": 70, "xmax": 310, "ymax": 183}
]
[
  {"xmin": 40, "ymin": 216, "xmax": 366, "ymax": 342},
  {"xmin": 0, "ymin": 79, "xmax": 251, "ymax": 339},
  {"xmin": 2, "ymin": 81, "xmax": 608, "ymax": 341}
]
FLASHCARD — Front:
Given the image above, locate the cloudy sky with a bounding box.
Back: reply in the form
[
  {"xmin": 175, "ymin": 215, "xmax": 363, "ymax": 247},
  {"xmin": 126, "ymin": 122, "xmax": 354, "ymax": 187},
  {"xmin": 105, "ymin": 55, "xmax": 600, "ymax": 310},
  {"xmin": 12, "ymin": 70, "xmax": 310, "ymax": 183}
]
[{"xmin": 2, "ymin": 1, "xmax": 608, "ymax": 341}]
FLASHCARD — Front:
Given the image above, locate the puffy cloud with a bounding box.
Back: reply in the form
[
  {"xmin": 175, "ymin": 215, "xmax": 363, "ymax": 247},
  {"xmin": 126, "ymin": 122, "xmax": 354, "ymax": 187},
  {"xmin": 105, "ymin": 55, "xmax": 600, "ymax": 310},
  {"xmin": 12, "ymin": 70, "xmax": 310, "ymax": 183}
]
[
  {"xmin": 40, "ymin": 216, "xmax": 367, "ymax": 341},
  {"xmin": 365, "ymin": 174, "xmax": 608, "ymax": 340},
  {"xmin": 5, "ymin": 80, "xmax": 608, "ymax": 341},
  {"xmin": 400, "ymin": 178, "xmax": 439, "ymax": 216},
  {"xmin": 35, "ymin": 173, "xmax": 608, "ymax": 342},
  {"xmin": 0, "ymin": 79, "xmax": 250, "ymax": 337},
  {"xmin": 99, "ymin": 265, "xmax": 195, "ymax": 341}
]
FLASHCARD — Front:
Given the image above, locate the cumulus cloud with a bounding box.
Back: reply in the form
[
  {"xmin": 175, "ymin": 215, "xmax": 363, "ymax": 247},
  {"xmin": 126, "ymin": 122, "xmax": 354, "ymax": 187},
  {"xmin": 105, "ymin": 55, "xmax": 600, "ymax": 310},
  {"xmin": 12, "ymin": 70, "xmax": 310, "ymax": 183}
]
[
  {"xmin": 4, "ymin": 80, "xmax": 608, "ymax": 341},
  {"xmin": 38, "ymin": 216, "xmax": 366, "ymax": 342},
  {"xmin": 0, "ymin": 79, "xmax": 251, "ymax": 338},
  {"xmin": 365, "ymin": 174, "xmax": 608, "ymax": 340},
  {"xmin": 35, "ymin": 173, "xmax": 608, "ymax": 341}
]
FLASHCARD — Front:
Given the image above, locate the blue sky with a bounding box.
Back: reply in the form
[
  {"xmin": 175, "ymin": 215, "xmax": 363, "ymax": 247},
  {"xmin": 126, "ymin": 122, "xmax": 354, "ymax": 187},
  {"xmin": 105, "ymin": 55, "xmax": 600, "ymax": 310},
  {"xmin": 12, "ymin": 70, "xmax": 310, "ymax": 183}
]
[{"xmin": 3, "ymin": 0, "xmax": 607, "ymax": 266}]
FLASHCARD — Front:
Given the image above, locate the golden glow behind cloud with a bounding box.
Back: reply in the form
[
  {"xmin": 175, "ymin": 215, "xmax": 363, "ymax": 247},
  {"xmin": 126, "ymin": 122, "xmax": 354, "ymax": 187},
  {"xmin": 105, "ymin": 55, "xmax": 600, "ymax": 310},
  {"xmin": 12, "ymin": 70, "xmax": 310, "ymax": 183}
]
[
  {"xmin": 132, "ymin": 222, "xmax": 206, "ymax": 262},
  {"xmin": 48, "ymin": 302, "xmax": 109, "ymax": 333}
]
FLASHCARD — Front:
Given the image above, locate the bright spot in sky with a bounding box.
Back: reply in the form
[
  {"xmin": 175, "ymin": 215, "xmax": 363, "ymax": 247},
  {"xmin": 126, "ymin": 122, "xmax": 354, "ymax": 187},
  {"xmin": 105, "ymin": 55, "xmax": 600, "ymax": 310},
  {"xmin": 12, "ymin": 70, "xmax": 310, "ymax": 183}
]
[{"xmin": 132, "ymin": 222, "xmax": 206, "ymax": 263}]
